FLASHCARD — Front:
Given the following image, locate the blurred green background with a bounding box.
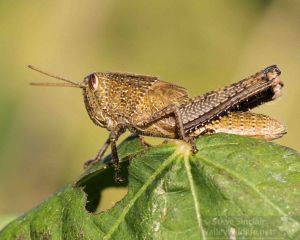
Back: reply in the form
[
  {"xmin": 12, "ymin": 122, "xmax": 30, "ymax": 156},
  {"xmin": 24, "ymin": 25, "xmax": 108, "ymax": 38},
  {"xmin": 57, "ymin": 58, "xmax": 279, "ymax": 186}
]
[{"xmin": 0, "ymin": 0, "xmax": 299, "ymax": 219}]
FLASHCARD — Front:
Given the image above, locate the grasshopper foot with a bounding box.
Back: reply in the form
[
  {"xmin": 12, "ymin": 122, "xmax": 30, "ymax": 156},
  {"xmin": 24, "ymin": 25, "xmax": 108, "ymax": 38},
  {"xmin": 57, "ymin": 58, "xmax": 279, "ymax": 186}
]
[
  {"xmin": 83, "ymin": 158, "xmax": 101, "ymax": 169},
  {"xmin": 189, "ymin": 138, "xmax": 198, "ymax": 154},
  {"xmin": 183, "ymin": 136, "xmax": 198, "ymax": 154},
  {"xmin": 113, "ymin": 161, "xmax": 124, "ymax": 183}
]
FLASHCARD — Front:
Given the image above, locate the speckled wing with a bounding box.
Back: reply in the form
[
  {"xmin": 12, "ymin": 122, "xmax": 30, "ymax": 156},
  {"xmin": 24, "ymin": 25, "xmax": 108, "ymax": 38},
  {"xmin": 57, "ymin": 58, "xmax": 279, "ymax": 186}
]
[
  {"xmin": 131, "ymin": 81, "xmax": 191, "ymax": 138},
  {"xmin": 181, "ymin": 65, "xmax": 283, "ymax": 133}
]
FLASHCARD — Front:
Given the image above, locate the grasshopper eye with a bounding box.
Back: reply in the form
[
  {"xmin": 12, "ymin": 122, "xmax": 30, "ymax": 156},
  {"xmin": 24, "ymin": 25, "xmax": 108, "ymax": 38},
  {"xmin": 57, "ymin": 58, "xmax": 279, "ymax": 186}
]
[{"xmin": 87, "ymin": 74, "xmax": 99, "ymax": 92}]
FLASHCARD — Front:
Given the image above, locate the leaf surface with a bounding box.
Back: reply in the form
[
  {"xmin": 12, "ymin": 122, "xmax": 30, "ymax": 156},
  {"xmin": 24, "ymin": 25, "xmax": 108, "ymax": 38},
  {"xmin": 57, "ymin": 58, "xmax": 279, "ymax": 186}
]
[{"xmin": 1, "ymin": 134, "xmax": 299, "ymax": 239}]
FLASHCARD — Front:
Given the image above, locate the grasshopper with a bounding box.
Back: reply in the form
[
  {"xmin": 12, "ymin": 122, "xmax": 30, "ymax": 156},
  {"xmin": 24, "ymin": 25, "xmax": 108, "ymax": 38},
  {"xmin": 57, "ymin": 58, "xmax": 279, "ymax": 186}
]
[{"xmin": 29, "ymin": 65, "xmax": 286, "ymax": 182}]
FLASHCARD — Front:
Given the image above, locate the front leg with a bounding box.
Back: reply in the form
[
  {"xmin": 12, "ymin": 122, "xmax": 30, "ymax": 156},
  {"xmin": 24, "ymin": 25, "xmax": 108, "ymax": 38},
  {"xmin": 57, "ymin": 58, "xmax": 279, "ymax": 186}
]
[
  {"xmin": 84, "ymin": 124, "xmax": 126, "ymax": 182},
  {"xmin": 84, "ymin": 137, "xmax": 111, "ymax": 169},
  {"xmin": 137, "ymin": 104, "xmax": 198, "ymax": 153}
]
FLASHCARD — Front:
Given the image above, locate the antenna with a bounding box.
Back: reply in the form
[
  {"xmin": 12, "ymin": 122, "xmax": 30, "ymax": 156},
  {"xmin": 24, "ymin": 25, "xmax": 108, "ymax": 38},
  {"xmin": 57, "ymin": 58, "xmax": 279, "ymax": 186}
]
[{"xmin": 28, "ymin": 65, "xmax": 83, "ymax": 88}]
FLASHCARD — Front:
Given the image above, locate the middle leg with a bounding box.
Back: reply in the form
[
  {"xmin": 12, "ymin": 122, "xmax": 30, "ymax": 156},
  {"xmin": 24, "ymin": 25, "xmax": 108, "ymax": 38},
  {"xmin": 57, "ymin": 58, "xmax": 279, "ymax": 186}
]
[{"xmin": 136, "ymin": 104, "xmax": 198, "ymax": 153}]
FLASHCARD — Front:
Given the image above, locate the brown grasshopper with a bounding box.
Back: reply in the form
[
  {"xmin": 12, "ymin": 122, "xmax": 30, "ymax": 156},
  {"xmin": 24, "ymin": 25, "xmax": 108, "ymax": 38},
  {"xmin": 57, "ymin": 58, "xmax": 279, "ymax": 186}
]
[{"xmin": 29, "ymin": 65, "xmax": 286, "ymax": 182}]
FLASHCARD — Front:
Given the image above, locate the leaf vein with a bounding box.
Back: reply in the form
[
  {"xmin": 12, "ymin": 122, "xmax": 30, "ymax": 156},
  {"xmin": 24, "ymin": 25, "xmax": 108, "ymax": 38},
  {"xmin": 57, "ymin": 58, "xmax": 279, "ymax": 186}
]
[
  {"xmin": 103, "ymin": 150, "xmax": 179, "ymax": 239},
  {"xmin": 183, "ymin": 154, "xmax": 207, "ymax": 239},
  {"xmin": 198, "ymin": 155, "xmax": 299, "ymax": 226}
]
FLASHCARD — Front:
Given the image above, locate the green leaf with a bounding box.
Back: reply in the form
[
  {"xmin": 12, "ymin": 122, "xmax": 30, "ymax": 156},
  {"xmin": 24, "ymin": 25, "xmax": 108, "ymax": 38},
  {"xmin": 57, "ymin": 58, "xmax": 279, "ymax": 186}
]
[
  {"xmin": 1, "ymin": 134, "xmax": 299, "ymax": 239},
  {"xmin": 0, "ymin": 215, "xmax": 16, "ymax": 231}
]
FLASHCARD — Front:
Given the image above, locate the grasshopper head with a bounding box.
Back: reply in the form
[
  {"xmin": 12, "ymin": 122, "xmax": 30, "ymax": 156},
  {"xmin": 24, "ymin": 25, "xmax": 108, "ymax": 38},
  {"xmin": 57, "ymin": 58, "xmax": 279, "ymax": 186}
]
[{"xmin": 82, "ymin": 72, "xmax": 109, "ymax": 128}]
